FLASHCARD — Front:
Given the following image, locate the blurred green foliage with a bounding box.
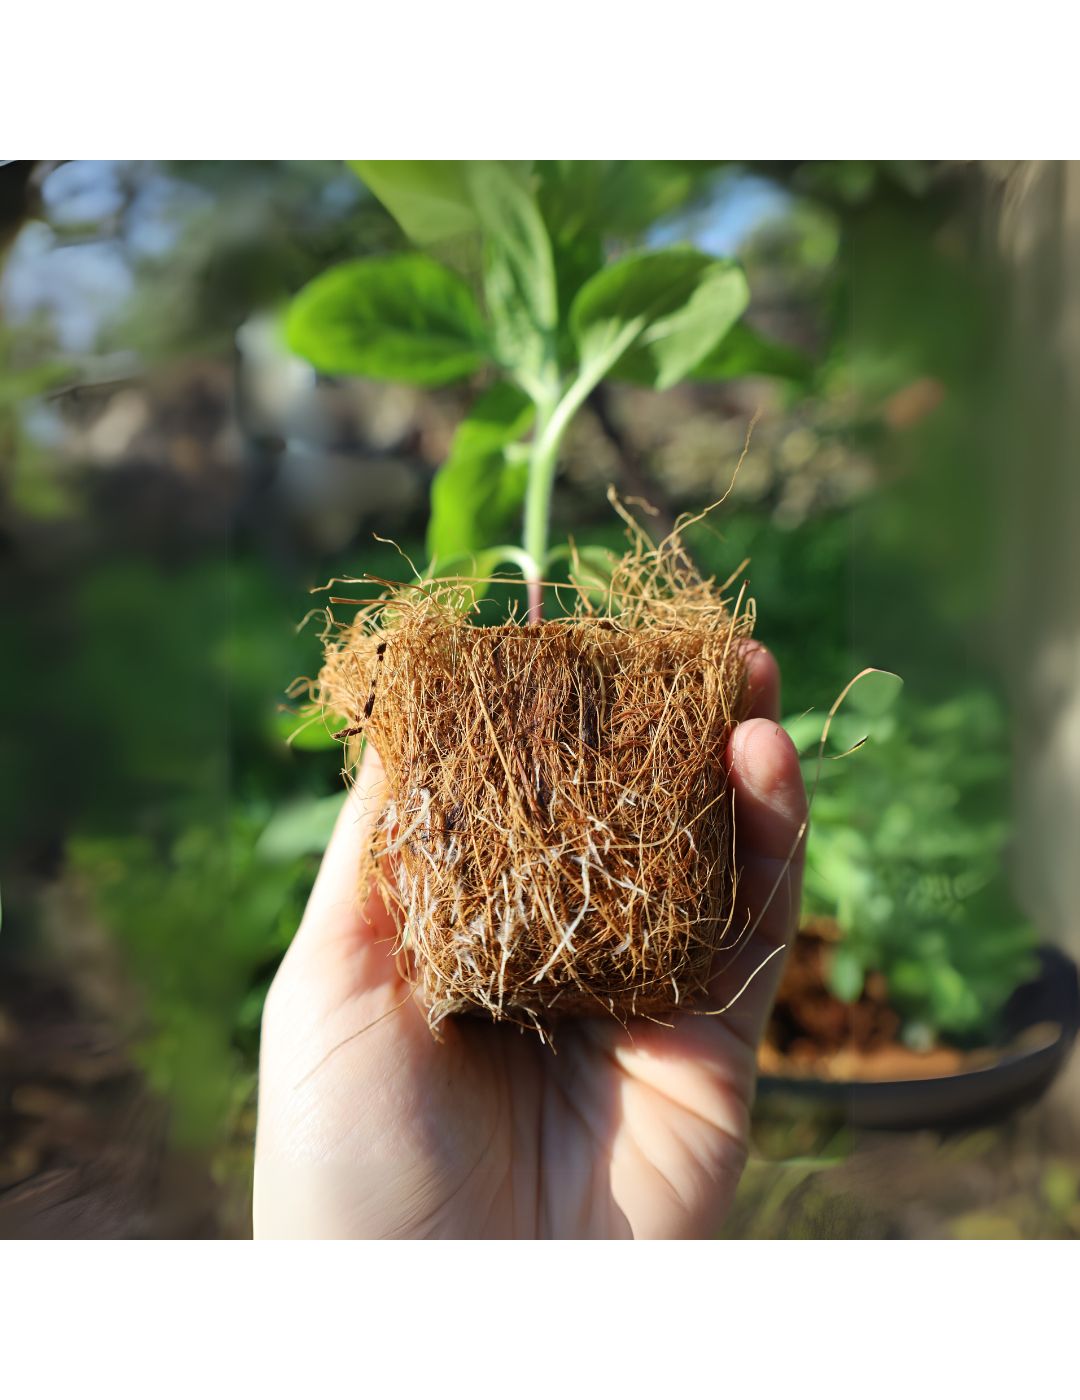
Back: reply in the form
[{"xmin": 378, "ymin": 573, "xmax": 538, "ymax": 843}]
[
  {"xmin": 789, "ymin": 686, "xmax": 1037, "ymax": 1042},
  {"xmin": 68, "ymin": 816, "xmax": 310, "ymax": 1144}
]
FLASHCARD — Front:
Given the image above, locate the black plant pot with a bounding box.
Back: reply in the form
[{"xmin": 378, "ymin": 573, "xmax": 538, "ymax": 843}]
[{"xmin": 756, "ymin": 946, "xmax": 1080, "ymax": 1131}]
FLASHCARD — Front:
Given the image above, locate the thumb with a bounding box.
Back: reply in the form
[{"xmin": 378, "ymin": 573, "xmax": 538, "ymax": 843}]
[
  {"xmin": 707, "ymin": 716, "xmax": 807, "ymax": 1048},
  {"xmin": 290, "ymin": 743, "xmax": 398, "ymax": 975}
]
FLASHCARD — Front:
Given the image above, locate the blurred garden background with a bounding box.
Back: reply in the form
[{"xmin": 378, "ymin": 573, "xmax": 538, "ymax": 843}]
[{"xmin": 2, "ymin": 159, "xmax": 1079, "ymax": 1238}]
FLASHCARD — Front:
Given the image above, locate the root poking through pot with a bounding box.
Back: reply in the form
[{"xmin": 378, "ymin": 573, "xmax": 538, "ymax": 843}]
[{"xmin": 317, "ymin": 514, "xmax": 756, "ymax": 1034}]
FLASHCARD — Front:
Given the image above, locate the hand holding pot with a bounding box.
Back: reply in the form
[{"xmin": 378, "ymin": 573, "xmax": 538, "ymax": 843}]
[{"xmin": 254, "ymin": 645, "xmax": 806, "ymax": 1239}]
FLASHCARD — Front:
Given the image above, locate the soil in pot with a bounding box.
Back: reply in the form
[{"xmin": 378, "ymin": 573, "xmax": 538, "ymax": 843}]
[{"xmin": 758, "ymin": 918, "xmax": 1052, "ymax": 1082}]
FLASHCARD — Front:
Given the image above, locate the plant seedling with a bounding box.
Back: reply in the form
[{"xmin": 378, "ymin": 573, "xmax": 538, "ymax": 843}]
[{"xmin": 285, "ymin": 161, "xmax": 794, "ymax": 1031}]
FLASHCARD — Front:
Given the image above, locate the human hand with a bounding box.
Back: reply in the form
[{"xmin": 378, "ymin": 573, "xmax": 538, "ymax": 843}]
[{"xmin": 253, "ymin": 645, "xmax": 806, "ymax": 1238}]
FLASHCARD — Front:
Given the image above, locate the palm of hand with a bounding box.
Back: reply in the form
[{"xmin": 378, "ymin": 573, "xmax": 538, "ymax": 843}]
[{"xmin": 255, "ymin": 650, "xmax": 805, "ymax": 1239}]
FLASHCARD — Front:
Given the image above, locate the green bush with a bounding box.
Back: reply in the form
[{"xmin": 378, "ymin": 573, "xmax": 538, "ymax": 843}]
[
  {"xmin": 69, "ymin": 812, "xmax": 313, "ymax": 1144},
  {"xmin": 787, "ymin": 686, "xmax": 1038, "ymax": 1045}
]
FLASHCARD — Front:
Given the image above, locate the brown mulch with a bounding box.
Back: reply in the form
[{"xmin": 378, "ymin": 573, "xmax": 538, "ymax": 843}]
[{"xmin": 760, "ymin": 920, "xmax": 967, "ymax": 1081}]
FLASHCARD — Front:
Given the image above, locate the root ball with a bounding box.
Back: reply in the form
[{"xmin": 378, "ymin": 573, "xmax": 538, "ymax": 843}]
[{"xmin": 318, "ymin": 522, "xmax": 754, "ymax": 1033}]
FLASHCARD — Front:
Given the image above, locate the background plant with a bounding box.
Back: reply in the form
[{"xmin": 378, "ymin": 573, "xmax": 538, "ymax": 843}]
[{"xmin": 786, "ymin": 684, "xmax": 1037, "ymax": 1043}]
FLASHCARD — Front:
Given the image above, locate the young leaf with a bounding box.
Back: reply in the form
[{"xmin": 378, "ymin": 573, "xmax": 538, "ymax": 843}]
[
  {"xmin": 535, "ymin": 162, "xmax": 704, "ymax": 359},
  {"xmin": 467, "ymin": 164, "xmax": 558, "ymax": 391},
  {"xmin": 349, "ymin": 161, "xmax": 479, "ymax": 244},
  {"xmin": 427, "ymin": 382, "xmax": 535, "ymax": 562},
  {"xmin": 286, "ymin": 253, "xmax": 489, "ymax": 386},
  {"xmin": 571, "ymin": 248, "xmax": 749, "ymax": 391},
  {"xmin": 642, "ymin": 260, "xmax": 748, "ymax": 390},
  {"xmin": 536, "ymin": 161, "xmax": 715, "ymax": 243},
  {"xmin": 534, "ymin": 165, "xmax": 606, "ymax": 333},
  {"xmin": 573, "ymin": 247, "xmax": 712, "ymax": 342}
]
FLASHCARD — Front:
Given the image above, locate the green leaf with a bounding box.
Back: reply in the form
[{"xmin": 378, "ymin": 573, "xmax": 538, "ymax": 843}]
[
  {"xmin": 418, "ymin": 546, "xmax": 531, "ymax": 611},
  {"xmin": 349, "ymin": 161, "xmax": 479, "ymax": 244},
  {"xmin": 820, "ymin": 668, "xmax": 904, "ymax": 756},
  {"xmin": 573, "ymin": 247, "xmax": 713, "ymax": 351},
  {"xmin": 783, "ymin": 711, "xmax": 826, "ymax": 755},
  {"xmin": 827, "ymin": 711, "xmax": 897, "ymax": 756},
  {"xmin": 427, "ymin": 383, "xmax": 535, "ymax": 563},
  {"xmin": 691, "ymin": 320, "xmax": 813, "ymax": 385},
  {"xmin": 843, "ymin": 668, "xmax": 904, "ymax": 718},
  {"xmin": 571, "ymin": 248, "xmax": 749, "ymax": 391},
  {"xmin": 536, "ymin": 162, "xmax": 706, "ymax": 357},
  {"xmin": 274, "ymin": 706, "xmax": 347, "ymax": 752},
  {"xmin": 534, "ymin": 167, "xmax": 605, "ymax": 332},
  {"xmin": 466, "ymin": 163, "xmax": 557, "ymax": 392},
  {"xmin": 535, "ymin": 161, "xmax": 715, "ymax": 242},
  {"xmin": 256, "ymin": 794, "xmax": 345, "ymax": 862},
  {"xmin": 827, "ymin": 945, "xmax": 866, "ymax": 1004},
  {"xmin": 629, "ymin": 262, "xmax": 749, "ymax": 390},
  {"xmin": 0, "ymin": 356, "xmax": 72, "ymax": 409},
  {"xmin": 553, "ymin": 544, "xmax": 622, "ymax": 611},
  {"xmin": 890, "ymin": 957, "xmax": 935, "ymax": 1002},
  {"xmin": 925, "ymin": 961, "xmax": 982, "ymax": 1031},
  {"xmin": 286, "ymin": 253, "xmax": 488, "ymax": 386}
]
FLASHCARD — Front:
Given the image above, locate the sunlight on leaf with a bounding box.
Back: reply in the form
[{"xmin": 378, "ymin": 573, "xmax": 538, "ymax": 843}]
[{"xmin": 286, "ymin": 253, "xmax": 488, "ymax": 386}]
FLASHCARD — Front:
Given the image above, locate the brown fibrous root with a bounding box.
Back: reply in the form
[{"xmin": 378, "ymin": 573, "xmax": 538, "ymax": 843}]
[{"xmin": 315, "ymin": 506, "xmax": 756, "ymax": 1035}]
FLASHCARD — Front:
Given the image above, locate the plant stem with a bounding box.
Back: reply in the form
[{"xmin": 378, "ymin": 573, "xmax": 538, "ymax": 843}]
[
  {"xmin": 523, "ymin": 431, "xmax": 559, "ymax": 623},
  {"xmin": 520, "ymin": 324, "xmax": 643, "ymax": 623},
  {"xmin": 521, "ymin": 365, "xmax": 615, "ymax": 623}
]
